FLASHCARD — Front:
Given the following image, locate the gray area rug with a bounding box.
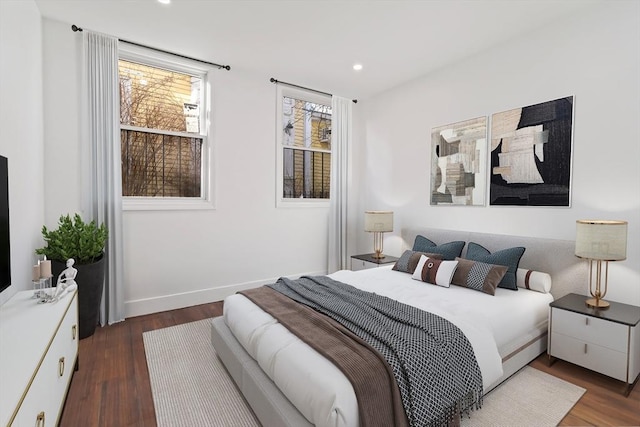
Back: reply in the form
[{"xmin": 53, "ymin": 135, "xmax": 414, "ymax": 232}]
[
  {"xmin": 144, "ymin": 318, "xmax": 585, "ymax": 427},
  {"xmin": 143, "ymin": 319, "xmax": 260, "ymax": 427},
  {"xmin": 461, "ymin": 365, "xmax": 585, "ymax": 427}
]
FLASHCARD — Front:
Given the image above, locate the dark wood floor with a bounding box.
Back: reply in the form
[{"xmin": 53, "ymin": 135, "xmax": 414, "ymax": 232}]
[
  {"xmin": 60, "ymin": 301, "xmax": 640, "ymax": 427},
  {"xmin": 60, "ymin": 301, "xmax": 224, "ymax": 426}
]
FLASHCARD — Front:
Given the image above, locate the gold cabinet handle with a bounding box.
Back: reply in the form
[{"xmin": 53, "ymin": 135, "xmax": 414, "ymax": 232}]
[
  {"xmin": 59, "ymin": 357, "xmax": 65, "ymax": 377},
  {"xmin": 72, "ymin": 324, "xmax": 77, "ymax": 340},
  {"xmin": 36, "ymin": 411, "xmax": 45, "ymax": 427}
]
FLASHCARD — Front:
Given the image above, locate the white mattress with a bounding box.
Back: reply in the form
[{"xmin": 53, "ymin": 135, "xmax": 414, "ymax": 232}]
[{"xmin": 223, "ymin": 266, "xmax": 553, "ymax": 427}]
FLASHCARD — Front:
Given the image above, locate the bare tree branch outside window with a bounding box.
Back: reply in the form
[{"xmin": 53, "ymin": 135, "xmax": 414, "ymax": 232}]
[{"xmin": 119, "ymin": 60, "xmax": 203, "ymax": 197}]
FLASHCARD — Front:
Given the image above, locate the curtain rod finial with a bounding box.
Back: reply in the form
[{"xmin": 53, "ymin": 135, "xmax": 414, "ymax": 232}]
[{"xmin": 71, "ymin": 24, "xmax": 83, "ymax": 32}]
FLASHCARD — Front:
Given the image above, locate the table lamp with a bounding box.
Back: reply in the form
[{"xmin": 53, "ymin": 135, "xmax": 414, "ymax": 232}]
[
  {"xmin": 575, "ymin": 219, "xmax": 628, "ymax": 309},
  {"xmin": 364, "ymin": 211, "xmax": 393, "ymax": 259}
]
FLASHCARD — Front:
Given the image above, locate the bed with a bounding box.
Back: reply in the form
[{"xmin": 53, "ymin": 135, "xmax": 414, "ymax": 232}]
[{"xmin": 211, "ymin": 227, "xmax": 587, "ymax": 427}]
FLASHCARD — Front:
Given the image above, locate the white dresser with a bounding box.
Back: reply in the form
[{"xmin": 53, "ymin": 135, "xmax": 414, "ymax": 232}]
[
  {"xmin": 0, "ymin": 290, "xmax": 79, "ymax": 426},
  {"xmin": 548, "ymin": 293, "xmax": 640, "ymax": 396}
]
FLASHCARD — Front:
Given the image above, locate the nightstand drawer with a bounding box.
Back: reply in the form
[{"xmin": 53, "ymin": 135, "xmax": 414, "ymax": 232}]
[
  {"xmin": 552, "ymin": 308, "xmax": 628, "ymax": 352},
  {"xmin": 350, "ymin": 254, "xmax": 398, "ymax": 271},
  {"xmin": 549, "ymin": 293, "xmax": 640, "ymax": 392},
  {"xmin": 351, "ymin": 259, "xmax": 377, "ymax": 271},
  {"xmin": 550, "ymin": 332, "xmax": 627, "ymax": 381}
]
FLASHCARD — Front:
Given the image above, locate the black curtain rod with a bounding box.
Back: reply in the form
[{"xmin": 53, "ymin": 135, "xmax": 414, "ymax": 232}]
[
  {"xmin": 71, "ymin": 25, "xmax": 231, "ymax": 71},
  {"xmin": 270, "ymin": 78, "xmax": 357, "ymax": 103}
]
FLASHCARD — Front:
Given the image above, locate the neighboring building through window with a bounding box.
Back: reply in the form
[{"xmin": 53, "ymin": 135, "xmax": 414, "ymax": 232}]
[
  {"xmin": 118, "ymin": 45, "xmax": 213, "ymax": 210},
  {"xmin": 277, "ymin": 86, "xmax": 332, "ymax": 207}
]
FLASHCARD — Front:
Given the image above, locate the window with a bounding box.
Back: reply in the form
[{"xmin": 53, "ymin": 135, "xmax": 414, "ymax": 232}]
[
  {"xmin": 276, "ymin": 86, "xmax": 332, "ymax": 207},
  {"xmin": 119, "ymin": 45, "xmax": 213, "ymax": 210}
]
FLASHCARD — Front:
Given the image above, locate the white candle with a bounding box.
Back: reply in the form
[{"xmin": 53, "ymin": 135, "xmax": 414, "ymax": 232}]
[
  {"xmin": 32, "ymin": 265, "xmax": 40, "ymax": 282},
  {"xmin": 40, "ymin": 259, "xmax": 52, "ymax": 278}
]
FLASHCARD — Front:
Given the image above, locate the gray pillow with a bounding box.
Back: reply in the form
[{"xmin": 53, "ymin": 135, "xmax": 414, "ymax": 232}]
[
  {"xmin": 465, "ymin": 242, "xmax": 525, "ymax": 290},
  {"xmin": 393, "ymin": 250, "xmax": 443, "ymax": 273},
  {"xmin": 451, "ymin": 258, "xmax": 508, "ymax": 295},
  {"xmin": 412, "ymin": 235, "xmax": 465, "ymax": 260}
]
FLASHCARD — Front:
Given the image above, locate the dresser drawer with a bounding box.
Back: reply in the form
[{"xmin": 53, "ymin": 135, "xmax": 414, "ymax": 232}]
[
  {"xmin": 552, "ymin": 307, "xmax": 628, "ymax": 352},
  {"xmin": 550, "ymin": 332, "xmax": 627, "ymax": 381}
]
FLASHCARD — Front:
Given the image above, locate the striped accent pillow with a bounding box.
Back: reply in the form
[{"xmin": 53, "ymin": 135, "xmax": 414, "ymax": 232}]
[
  {"xmin": 451, "ymin": 258, "xmax": 508, "ymax": 295},
  {"xmin": 393, "ymin": 250, "xmax": 443, "ymax": 273},
  {"xmin": 411, "ymin": 255, "xmax": 458, "ymax": 288},
  {"xmin": 516, "ymin": 268, "xmax": 552, "ymax": 293}
]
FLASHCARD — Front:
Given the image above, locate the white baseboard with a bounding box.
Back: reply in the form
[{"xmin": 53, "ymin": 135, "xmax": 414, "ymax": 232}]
[{"xmin": 124, "ymin": 270, "xmax": 326, "ymax": 319}]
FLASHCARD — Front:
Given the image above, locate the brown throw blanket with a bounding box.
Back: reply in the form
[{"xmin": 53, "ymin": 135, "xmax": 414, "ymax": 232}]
[{"xmin": 240, "ymin": 286, "xmax": 409, "ymax": 427}]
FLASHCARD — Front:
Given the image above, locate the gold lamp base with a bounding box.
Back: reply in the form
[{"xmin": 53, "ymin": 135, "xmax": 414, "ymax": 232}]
[
  {"xmin": 585, "ymin": 259, "xmax": 610, "ymax": 309},
  {"xmin": 371, "ymin": 231, "xmax": 386, "ymax": 259},
  {"xmin": 585, "ymin": 297, "xmax": 610, "ymax": 309}
]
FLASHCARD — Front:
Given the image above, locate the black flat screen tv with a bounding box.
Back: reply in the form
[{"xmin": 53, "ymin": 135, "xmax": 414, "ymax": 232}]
[{"xmin": 0, "ymin": 155, "xmax": 10, "ymax": 294}]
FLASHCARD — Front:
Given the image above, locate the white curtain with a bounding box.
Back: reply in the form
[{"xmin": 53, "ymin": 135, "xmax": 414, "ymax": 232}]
[
  {"xmin": 82, "ymin": 31, "xmax": 125, "ymax": 325},
  {"xmin": 328, "ymin": 96, "xmax": 352, "ymax": 273}
]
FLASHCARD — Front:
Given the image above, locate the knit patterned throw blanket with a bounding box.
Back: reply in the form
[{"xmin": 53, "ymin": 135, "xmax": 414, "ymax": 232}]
[{"xmin": 268, "ymin": 275, "xmax": 484, "ymax": 427}]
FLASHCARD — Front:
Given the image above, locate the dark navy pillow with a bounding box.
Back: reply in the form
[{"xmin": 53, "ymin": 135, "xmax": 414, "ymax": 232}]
[
  {"xmin": 465, "ymin": 242, "xmax": 525, "ymax": 290},
  {"xmin": 412, "ymin": 236, "xmax": 465, "ymax": 261}
]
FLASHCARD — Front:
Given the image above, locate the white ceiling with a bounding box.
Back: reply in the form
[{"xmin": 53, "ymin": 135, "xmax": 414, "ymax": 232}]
[{"xmin": 35, "ymin": 0, "xmax": 601, "ymax": 100}]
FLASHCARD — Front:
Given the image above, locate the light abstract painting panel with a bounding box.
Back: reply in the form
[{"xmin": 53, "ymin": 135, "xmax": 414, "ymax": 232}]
[
  {"xmin": 490, "ymin": 96, "xmax": 573, "ymax": 206},
  {"xmin": 431, "ymin": 117, "xmax": 487, "ymax": 206}
]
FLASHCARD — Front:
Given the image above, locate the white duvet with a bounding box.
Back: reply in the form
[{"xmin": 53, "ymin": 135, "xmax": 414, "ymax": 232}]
[{"xmin": 223, "ymin": 266, "xmax": 553, "ymax": 427}]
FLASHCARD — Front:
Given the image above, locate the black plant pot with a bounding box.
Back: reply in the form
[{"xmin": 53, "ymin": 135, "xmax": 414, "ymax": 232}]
[{"xmin": 52, "ymin": 254, "xmax": 105, "ymax": 339}]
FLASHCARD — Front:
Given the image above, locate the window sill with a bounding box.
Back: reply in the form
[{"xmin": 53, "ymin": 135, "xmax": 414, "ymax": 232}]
[
  {"xmin": 276, "ymin": 198, "xmax": 330, "ymax": 208},
  {"xmin": 123, "ymin": 197, "xmax": 216, "ymax": 211}
]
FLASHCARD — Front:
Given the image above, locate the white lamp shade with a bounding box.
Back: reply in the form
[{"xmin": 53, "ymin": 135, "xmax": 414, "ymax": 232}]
[
  {"xmin": 575, "ymin": 220, "xmax": 627, "ymax": 261},
  {"xmin": 364, "ymin": 211, "xmax": 393, "ymax": 232}
]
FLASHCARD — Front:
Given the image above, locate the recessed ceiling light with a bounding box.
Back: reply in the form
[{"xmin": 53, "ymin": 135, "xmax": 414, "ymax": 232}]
[
  {"xmin": 353, "ymin": 64, "xmax": 363, "ymax": 71},
  {"xmin": 158, "ymin": 0, "xmax": 171, "ymax": 4}
]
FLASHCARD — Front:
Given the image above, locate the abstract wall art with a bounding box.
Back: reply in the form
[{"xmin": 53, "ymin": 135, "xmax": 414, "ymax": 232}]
[
  {"xmin": 490, "ymin": 96, "xmax": 574, "ymax": 207},
  {"xmin": 430, "ymin": 116, "xmax": 488, "ymax": 206}
]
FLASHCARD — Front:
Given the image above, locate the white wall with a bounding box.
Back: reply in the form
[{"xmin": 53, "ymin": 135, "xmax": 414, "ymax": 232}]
[
  {"xmin": 123, "ymin": 68, "xmax": 331, "ymax": 315},
  {"xmin": 41, "ymin": 19, "xmax": 330, "ymax": 317},
  {"xmin": 354, "ymin": 1, "xmax": 640, "ymax": 306},
  {"xmin": 36, "ymin": 2, "xmax": 640, "ymax": 313},
  {"xmin": 0, "ymin": 0, "xmax": 45, "ymax": 305},
  {"xmin": 42, "ymin": 19, "xmax": 83, "ymax": 222}
]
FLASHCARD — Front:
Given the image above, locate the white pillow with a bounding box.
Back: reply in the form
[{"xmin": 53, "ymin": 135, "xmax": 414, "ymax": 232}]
[
  {"xmin": 516, "ymin": 268, "xmax": 552, "ymax": 293},
  {"xmin": 411, "ymin": 255, "xmax": 458, "ymax": 288}
]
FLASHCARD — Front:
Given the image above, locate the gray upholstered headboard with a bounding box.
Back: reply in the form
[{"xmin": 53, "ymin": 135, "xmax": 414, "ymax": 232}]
[{"xmin": 401, "ymin": 227, "xmax": 588, "ymax": 300}]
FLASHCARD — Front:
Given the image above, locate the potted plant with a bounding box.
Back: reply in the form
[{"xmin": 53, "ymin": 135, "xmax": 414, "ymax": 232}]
[{"xmin": 36, "ymin": 213, "xmax": 108, "ymax": 339}]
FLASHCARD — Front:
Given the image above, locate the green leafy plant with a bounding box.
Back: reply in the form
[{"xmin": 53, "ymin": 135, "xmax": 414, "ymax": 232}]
[{"xmin": 36, "ymin": 214, "xmax": 108, "ymax": 264}]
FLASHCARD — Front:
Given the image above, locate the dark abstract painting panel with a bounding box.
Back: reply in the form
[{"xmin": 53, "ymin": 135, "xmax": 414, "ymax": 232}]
[{"xmin": 490, "ymin": 96, "xmax": 573, "ymax": 206}]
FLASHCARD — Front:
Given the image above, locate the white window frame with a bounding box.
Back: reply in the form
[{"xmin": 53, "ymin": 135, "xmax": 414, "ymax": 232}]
[
  {"xmin": 276, "ymin": 85, "xmax": 331, "ymax": 208},
  {"xmin": 119, "ymin": 43, "xmax": 215, "ymax": 211}
]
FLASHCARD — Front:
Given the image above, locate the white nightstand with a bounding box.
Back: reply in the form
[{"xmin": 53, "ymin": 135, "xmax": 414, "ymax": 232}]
[
  {"xmin": 548, "ymin": 293, "xmax": 640, "ymax": 396},
  {"xmin": 350, "ymin": 253, "xmax": 399, "ymax": 271}
]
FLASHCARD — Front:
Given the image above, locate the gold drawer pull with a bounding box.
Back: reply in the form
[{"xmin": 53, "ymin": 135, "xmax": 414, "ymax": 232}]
[
  {"xmin": 59, "ymin": 357, "xmax": 65, "ymax": 377},
  {"xmin": 72, "ymin": 324, "xmax": 77, "ymax": 340},
  {"xmin": 36, "ymin": 411, "xmax": 45, "ymax": 427},
  {"xmin": 584, "ymin": 344, "xmax": 588, "ymax": 354}
]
